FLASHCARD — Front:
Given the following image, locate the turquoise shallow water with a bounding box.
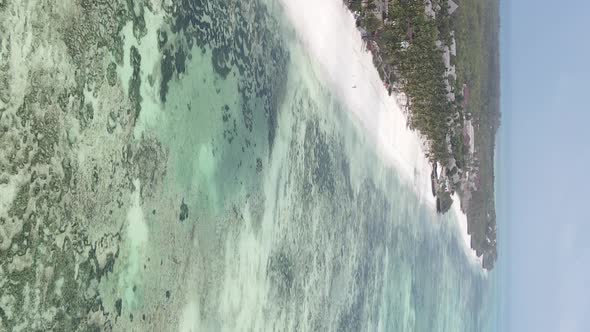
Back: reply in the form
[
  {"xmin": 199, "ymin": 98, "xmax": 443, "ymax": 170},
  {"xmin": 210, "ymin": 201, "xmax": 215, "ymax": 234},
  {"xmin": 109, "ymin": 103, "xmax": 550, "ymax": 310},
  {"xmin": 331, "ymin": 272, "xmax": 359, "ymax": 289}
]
[{"xmin": 119, "ymin": 0, "xmax": 495, "ymax": 330}]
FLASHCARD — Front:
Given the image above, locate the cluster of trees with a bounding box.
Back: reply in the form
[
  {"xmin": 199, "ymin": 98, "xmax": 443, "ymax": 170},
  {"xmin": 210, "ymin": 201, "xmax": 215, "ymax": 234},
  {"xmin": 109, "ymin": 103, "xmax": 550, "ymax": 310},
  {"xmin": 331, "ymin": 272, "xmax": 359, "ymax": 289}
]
[
  {"xmin": 436, "ymin": 0, "xmax": 453, "ymax": 47},
  {"xmin": 349, "ymin": 0, "xmax": 382, "ymax": 31},
  {"xmin": 376, "ymin": 0, "xmax": 457, "ymax": 163},
  {"xmin": 347, "ymin": 0, "xmax": 468, "ymax": 168},
  {"xmin": 346, "ymin": 0, "xmax": 466, "ymax": 213}
]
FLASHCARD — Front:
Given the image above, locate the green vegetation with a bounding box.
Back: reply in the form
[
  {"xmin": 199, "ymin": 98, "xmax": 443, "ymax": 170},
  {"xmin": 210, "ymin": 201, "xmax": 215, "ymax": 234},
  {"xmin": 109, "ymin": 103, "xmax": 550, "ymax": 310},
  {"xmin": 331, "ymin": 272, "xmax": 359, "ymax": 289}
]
[
  {"xmin": 350, "ymin": 1, "xmax": 459, "ymax": 168},
  {"xmin": 350, "ymin": 0, "xmax": 468, "ymax": 170},
  {"xmin": 380, "ymin": 0, "xmax": 455, "ymax": 162},
  {"xmin": 453, "ymin": 0, "xmax": 501, "ymax": 268}
]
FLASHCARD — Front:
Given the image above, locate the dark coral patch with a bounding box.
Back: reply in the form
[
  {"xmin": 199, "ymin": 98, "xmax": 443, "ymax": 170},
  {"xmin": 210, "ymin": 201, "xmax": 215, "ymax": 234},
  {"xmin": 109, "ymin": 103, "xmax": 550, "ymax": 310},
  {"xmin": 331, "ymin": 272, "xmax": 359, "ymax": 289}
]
[{"xmin": 179, "ymin": 199, "xmax": 188, "ymax": 222}]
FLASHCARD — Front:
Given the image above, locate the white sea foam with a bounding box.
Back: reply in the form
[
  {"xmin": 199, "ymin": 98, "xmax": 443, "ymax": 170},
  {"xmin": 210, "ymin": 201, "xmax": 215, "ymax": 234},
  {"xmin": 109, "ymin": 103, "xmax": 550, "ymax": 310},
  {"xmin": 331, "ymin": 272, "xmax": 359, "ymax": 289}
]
[{"xmin": 278, "ymin": 0, "xmax": 483, "ymax": 268}]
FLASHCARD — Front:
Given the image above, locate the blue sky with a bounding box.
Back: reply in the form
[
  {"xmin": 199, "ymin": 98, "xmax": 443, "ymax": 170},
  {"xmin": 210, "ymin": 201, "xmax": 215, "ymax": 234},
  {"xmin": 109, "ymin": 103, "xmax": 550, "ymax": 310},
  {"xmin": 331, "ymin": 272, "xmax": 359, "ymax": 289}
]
[{"xmin": 501, "ymin": 0, "xmax": 590, "ymax": 331}]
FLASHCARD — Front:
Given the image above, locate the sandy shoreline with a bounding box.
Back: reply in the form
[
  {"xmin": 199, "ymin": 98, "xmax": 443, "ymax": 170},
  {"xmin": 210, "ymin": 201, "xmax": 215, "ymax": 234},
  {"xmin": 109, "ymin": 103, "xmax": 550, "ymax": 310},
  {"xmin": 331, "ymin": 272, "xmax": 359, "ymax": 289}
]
[{"xmin": 279, "ymin": 0, "xmax": 483, "ymax": 268}]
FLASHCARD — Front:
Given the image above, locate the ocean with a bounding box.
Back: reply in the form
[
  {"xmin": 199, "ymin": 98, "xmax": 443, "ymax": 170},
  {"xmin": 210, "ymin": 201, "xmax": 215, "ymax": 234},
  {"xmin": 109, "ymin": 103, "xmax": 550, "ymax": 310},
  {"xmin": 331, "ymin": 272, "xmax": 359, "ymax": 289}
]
[
  {"xmin": 0, "ymin": 0, "xmax": 495, "ymax": 330},
  {"xmin": 116, "ymin": 0, "xmax": 495, "ymax": 330}
]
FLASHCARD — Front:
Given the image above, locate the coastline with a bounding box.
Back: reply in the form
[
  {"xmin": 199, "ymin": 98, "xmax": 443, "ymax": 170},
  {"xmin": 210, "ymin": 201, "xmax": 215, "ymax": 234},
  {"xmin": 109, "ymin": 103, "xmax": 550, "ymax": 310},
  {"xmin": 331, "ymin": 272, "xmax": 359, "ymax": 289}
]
[{"xmin": 278, "ymin": 0, "xmax": 483, "ymax": 267}]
